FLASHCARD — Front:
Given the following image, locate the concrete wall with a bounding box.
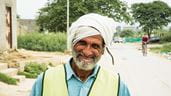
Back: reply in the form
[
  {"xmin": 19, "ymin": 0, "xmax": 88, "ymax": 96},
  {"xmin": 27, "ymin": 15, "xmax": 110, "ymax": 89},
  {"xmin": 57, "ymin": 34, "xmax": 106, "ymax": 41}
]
[
  {"xmin": 0, "ymin": 0, "xmax": 17, "ymax": 52},
  {"xmin": 17, "ymin": 19, "xmax": 39, "ymax": 35}
]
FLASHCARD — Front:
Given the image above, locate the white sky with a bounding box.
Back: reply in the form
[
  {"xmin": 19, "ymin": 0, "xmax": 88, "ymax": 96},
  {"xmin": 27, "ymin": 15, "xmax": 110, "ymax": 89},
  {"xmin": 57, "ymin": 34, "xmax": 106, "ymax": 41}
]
[
  {"xmin": 17, "ymin": 0, "xmax": 171, "ymax": 19},
  {"xmin": 17, "ymin": 0, "xmax": 48, "ymax": 19},
  {"xmin": 122, "ymin": 0, "xmax": 171, "ymax": 7}
]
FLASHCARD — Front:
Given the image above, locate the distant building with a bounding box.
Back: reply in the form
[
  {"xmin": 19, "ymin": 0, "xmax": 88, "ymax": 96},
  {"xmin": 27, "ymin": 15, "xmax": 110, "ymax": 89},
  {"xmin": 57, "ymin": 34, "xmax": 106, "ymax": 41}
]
[
  {"xmin": 17, "ymin": 19, "xmax": 39, "ymax": 35},
  {"xmin": 0, "ymin": 0, "xmax": 17, "ymax": 52}
]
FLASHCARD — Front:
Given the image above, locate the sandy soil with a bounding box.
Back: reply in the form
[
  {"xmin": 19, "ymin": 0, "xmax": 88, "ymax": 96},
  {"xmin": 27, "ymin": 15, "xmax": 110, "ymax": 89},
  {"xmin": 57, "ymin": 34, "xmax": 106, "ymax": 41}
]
[{"xmin": 0, "ymin": 49, "xmax": 71, "ymax": 96}]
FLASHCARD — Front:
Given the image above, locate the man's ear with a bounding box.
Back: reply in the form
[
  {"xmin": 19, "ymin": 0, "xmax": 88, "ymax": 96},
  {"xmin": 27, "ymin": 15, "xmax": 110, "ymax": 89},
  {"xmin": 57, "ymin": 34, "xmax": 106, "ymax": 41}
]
[
  {"xmin": 101, "ymin": 41, "xmax": 105, "ymax": 55},
  {"xmin": 101, "ymin": 47, "xmax": 105, "ymax": 55}
]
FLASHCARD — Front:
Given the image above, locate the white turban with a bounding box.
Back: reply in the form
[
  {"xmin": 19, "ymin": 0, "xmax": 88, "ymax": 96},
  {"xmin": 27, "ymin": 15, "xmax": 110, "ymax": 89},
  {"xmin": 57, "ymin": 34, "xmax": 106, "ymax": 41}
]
[{"xmin": 69, "ymin": 13, "xmax": 116, "ymax": 48}]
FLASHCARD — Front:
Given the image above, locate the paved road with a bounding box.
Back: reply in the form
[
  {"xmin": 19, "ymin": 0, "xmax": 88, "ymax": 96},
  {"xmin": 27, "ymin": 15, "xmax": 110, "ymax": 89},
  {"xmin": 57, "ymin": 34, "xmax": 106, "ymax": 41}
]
[
  {"xmin": 1, "ymin": 43, "xmax": 170, "ymax": 96},
  {"xmin": 105, "ymin": 43, "xmax": 171, "ymax": 96}
]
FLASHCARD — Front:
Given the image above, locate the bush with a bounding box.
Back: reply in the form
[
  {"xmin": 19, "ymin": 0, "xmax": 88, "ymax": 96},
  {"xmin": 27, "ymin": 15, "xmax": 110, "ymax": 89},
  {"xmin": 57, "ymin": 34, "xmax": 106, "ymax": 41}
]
[
  {"xmin": 18, "ymin": 71, "xmax": 37, "ymax": 78},
  {"xmin": 161, "ymin": 44, "xmax": 171, "ymax": 52},
  {"xmin": 150, "ymin": 43, "xmax": 171, "ymax": 53},
  {"xmin": 0, "ymin": 72, "xmax": 17, "ymax": 85},
  {"xmin": 18, "ymin": 62, "xmax": 48, "ymax": 78},
  {"xmin": 120, "ymin": 29, "xmax": 135, "ymax": 37},
  {"xmin": 161, "ymin": 32, "xmax": 171, "ymax": 42},
  {"xmin": 18, "ymin": 32, "xmax": 67, "ymax": 52}
]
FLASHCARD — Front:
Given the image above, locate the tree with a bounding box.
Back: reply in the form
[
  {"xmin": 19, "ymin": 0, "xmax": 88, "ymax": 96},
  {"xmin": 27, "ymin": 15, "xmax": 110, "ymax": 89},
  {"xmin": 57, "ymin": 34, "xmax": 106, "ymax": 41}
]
[
  {"xmin": 131, "ymin": 1, "xmax": 171, "ymax": 38},
  {"xmin": 120, "ymin": 29, "xmax": 134, "ymax": 37},
  {"xmin": 36, "ymin": 0, "xmax": 131, "ymax": 32}
]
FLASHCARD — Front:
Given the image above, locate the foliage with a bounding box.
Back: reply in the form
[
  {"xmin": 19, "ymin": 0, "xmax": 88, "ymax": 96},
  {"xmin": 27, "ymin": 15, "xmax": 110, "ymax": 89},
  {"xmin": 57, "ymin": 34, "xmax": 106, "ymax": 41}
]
[
  {"xmin": 161, "ymin": 44, "xmax": 171, "ymax": 52},
  {"xmin": 120, "ymin": 29, "xmax": 134, "ymax": 37},
  {"xmin": 18, "ymin": 71, "xmax": 36, "ymax": 78},
  {"xmin": 134, "ymin": 30, "xmax": 144, "ymax": 37},
  {"xmin": 36, "ymin": 0, "xmax": 132, "ymax": 32},
  {"xmin": 161, "ymin": 32, "xmax": 171, "ymax": 42},
  {"xmin": 18, "ymin": 32, "xmax": 67, "ymax": 52},
  {"xmin": 131, "ymin": 1, "xmax": 171, "ymax": 38},
  {"xmin": 150, "ymin": 43, "xmax": 171, "ymax": 53},
  {"xmin": 149, "ymin": 47, "xmax": 161, "ymax": 53},
  {"xmin": 0, "ymin": 72, "xmax": 17, "ymax": 85},
  {"xmin": 18, "ymin": 62, "xmax": 48, "ymax": 78}
]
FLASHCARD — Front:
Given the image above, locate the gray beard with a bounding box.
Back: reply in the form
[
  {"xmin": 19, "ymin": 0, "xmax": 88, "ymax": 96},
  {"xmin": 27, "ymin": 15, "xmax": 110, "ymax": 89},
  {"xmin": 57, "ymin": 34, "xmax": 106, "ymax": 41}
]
[{"xmin": 72, "ymin": 50, "xmax": 101, "ymax": 71}]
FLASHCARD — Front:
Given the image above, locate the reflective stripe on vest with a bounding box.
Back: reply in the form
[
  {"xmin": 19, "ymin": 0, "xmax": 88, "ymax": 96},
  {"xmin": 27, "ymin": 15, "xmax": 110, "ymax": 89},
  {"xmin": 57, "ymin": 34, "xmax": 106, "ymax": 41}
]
[{"xmin": 42, "ymin": 65, "xmax": 120, "ymax": 96}]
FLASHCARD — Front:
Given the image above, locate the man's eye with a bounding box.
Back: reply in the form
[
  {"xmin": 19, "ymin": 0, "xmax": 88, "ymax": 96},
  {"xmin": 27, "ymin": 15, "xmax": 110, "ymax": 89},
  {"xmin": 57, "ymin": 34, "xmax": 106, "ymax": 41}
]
[
  {"xmin": 92, "ymin": 44, "xmax": 100, "ymax": 49},
  {"xmin": 77, "ymin": 41, "xmax": 86, "ymax": 45}
]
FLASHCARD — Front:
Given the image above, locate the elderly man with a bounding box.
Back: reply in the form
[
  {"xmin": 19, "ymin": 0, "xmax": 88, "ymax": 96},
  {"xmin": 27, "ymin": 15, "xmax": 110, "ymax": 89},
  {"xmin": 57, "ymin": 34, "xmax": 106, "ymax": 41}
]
[{"xmin": 30, "ymin": 13, "xmax": 131, "ymax": 96}]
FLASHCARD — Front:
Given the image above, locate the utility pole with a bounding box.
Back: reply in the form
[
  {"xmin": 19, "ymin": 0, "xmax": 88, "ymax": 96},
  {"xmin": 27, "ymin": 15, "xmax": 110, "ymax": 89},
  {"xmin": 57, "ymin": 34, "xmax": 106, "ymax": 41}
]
[{"xmin": 67, "ymin": 0, "xmax": 70, "ymax": 50}]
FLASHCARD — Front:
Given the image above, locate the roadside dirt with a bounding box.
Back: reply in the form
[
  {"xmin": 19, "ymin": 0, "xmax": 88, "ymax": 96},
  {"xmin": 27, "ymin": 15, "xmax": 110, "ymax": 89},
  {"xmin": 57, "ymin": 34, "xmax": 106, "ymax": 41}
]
[
  {"xmin": 0, "ymin": 49, "xmax": 71, "ymax": 67},
  {"xmin": 132, "ymin": 42, "xmax": 171, "ymax": 60},
  {"xmin": 0, "ymin": 49, "xmax": 71, "ymax": 96}
]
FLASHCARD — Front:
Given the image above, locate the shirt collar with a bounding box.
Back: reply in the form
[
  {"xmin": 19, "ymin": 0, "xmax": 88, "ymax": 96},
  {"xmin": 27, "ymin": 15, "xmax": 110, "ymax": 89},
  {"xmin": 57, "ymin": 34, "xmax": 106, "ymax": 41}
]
[{"xmin": 65, "ymin": 58, "xmax": 100, "ymax": 81}]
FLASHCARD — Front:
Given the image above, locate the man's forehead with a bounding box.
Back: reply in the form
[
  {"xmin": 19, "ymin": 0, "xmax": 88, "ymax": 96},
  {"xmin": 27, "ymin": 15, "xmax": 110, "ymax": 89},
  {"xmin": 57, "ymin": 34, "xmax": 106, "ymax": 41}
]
[
  {"xmin": 80, "ymin": 35, "xmax": 103, "ymax": 41},
  {"xmin": 76, "ymin": 35, "xmax": 105, "ymax": 46}
]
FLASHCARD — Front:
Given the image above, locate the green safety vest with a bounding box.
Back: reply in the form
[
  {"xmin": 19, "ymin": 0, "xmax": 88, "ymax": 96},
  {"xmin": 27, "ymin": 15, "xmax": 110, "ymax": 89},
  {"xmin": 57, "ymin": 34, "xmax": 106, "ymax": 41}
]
[{"xmin": 42, "ymin": 65, "xmax": 120, "ymax": 96}]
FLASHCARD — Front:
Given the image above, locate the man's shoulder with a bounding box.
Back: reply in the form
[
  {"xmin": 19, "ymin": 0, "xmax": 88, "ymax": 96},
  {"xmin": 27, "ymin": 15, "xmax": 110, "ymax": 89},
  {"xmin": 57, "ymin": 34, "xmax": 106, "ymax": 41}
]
[
  {"xmin": 46, "ymin": 64, "xmax": 64, "ymax": 71},
  {"xmin": 99, "ymin": 66, "xmax": 119, "ymax": 78}
]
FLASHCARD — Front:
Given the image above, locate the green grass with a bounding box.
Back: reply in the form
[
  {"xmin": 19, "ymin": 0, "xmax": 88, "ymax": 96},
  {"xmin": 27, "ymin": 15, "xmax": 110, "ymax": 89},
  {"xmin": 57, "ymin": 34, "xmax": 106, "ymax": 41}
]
[
  {"xmin": 18, "ymin": 32, "xmax": 67, "ymax": 52},
  {"xmin": 150, "ymin": 47, "xmax": 162, "ymax": 53},
  {"xmin": 18, "ymin": 62, "xmax": 48, "ymax": 78},
  {"xmin": 0, "ymin": 72, "xmax": 18, "ymax": 85},
  {"xmin": 18, "ymin": 71, "xmax": 37, "ymax": 78},
  {"xmin": 161, "ymin": 32, "xmax": 171, "ymax": 42},
  {"xmin": 161, "ymin": 44, "xmax": 171, "ymax": 53},
  {"xmin": 150, "ymin": 43, "xmax": 171, "ymax": 53}
]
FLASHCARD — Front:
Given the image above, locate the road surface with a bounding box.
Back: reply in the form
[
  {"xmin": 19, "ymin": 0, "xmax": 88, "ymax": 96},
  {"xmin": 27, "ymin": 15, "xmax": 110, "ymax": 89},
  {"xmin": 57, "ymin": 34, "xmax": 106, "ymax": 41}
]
[
  {"xmin": 1, "ymin": 43, "xmax": 170, "ymax": 96},
  {"xmin": 105, "ymin": 43, "xmax": 171, "ymax": 96}
]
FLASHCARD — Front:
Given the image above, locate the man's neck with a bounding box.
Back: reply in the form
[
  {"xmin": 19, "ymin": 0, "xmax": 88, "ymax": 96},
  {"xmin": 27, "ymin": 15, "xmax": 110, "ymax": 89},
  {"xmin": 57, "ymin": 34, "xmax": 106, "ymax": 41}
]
[{"xmin": 71, "ymin": 60, "xmax": 93, "ymax": 82}]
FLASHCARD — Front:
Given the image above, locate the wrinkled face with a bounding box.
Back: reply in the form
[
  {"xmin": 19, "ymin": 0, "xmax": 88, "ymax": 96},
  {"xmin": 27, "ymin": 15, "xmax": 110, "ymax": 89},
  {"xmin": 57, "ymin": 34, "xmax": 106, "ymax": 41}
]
[{"xmin": 72, "ymin": 35, "xmax": 104, "ymax": 71}]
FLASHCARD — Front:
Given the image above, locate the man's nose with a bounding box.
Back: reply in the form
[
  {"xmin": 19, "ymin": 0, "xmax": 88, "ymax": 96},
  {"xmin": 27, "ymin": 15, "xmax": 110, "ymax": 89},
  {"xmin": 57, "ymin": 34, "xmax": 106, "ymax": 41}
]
[{"xmin": 82, "ymin": 46, "xmax": 93, "ymax": 57}]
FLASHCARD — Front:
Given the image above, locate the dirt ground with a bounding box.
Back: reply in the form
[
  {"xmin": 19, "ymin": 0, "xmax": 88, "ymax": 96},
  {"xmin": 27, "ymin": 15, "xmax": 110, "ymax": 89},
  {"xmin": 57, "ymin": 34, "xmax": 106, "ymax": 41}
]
[
  {"xmin": 133, "ymin": 43, "xmax": 171, "ymax": 60},
  {"xmin": 0, "ymin": 49, "xmax": 71, "ymax": 96},
  {"xmin": 0, "ymin": 49, "xmax": 71, "ymax": 67}
]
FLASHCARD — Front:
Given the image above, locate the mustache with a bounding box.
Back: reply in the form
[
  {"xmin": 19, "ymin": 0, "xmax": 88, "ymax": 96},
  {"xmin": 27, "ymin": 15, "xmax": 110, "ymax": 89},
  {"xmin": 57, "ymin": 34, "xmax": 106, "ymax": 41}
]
[
  {"xmin": 72, "ymin": 50, "xmax": 101, "ymax": 70},
  {"xmin": 76, "ymin": 52, "xmax": 96, "ymax": 60}
]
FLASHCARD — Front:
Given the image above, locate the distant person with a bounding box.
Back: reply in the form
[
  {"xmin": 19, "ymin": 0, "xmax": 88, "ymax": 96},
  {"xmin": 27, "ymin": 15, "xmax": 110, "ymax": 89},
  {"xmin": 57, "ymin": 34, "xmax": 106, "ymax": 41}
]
[
  {"xmin": 142, "ymin": 34, "xmax": 149, "ymax": 56},
  {"xmin": 30, "ymin": 13, "xmax": 131, "ymax": 96}
]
